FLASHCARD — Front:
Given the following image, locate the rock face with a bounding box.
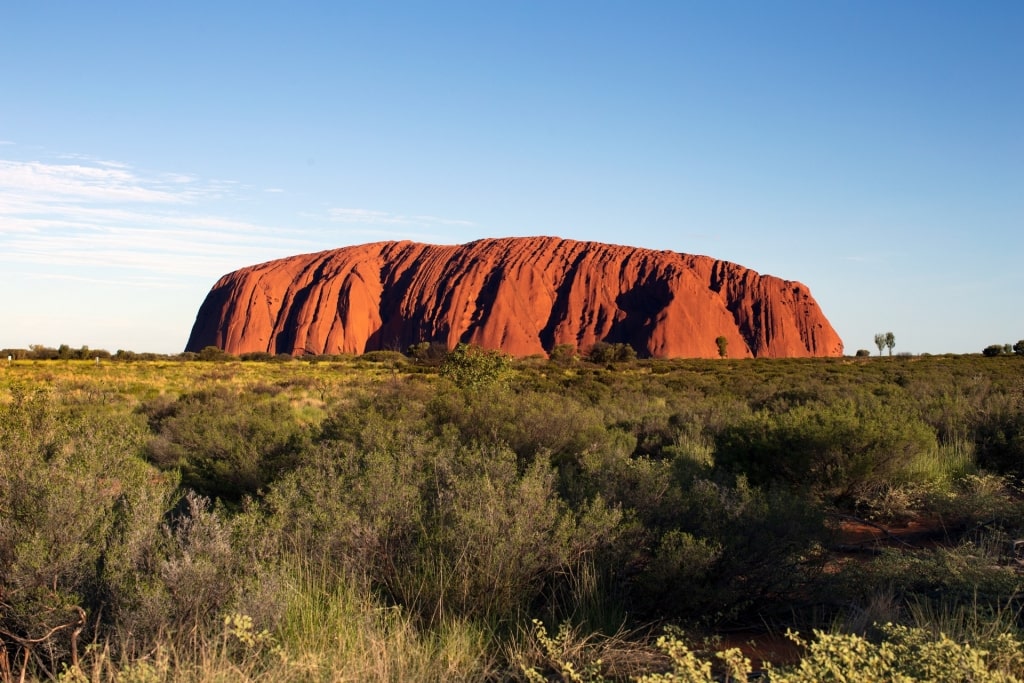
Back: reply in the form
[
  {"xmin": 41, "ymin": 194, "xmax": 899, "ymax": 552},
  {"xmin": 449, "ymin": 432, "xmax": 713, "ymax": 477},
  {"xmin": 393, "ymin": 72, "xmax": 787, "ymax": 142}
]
[{"xmin": 186, "ymin": 237, "xmax": 844, "ymax": 359}]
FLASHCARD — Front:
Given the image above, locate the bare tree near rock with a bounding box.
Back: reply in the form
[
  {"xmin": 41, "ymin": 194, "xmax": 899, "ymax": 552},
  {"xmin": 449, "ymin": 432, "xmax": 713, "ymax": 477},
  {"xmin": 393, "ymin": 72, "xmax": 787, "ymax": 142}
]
[{"xmin": 875, "ymin": 333, "xmax": 886, "ymax": 356}]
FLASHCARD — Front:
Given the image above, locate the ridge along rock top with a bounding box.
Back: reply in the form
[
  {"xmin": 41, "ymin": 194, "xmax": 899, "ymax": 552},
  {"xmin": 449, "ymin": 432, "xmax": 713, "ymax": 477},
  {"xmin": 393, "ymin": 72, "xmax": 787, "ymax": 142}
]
[{"xmin": 185, "ymin": 236, "xmax": 844, "ymax": 359}]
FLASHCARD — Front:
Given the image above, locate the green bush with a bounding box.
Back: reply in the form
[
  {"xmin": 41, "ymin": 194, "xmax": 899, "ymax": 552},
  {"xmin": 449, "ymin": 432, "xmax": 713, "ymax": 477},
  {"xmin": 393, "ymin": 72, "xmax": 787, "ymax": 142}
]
[
  {"xmin": 632, "ymin": 476, "xmax": 827, "ymax": 622},
  {"xmin": 715, "ymin": 397, "xmax": 938, "ymax": 504},
  {"xmin": 410, "ymin": 444, "xmax": 623, "ymax": 624},
  {"xmin": 438, "ymin": 343, "xmax": 512, "ymax": 389},
  {"xmin": 973, "ymin": 403, "xmax": 1024, "ymax": 477},
  {"xmin": 0, "ymin": 389, "xmax": 178, "ymax": 668},
  {"xmin": 359, "ymin": 349, "xmax": 409, "ymax": 364},
  {"xmin": 141, "ymin": 388, "xmax": 311, "ymax": 502},
  {"xmin": 256, "ymin": 434, "xmax": 623, "ymax": 627},
  {"xmin": 426, "ymin": 385, "xmax": 612, "ymax": 466},
  {"xmin": 114, "ymin": 492, "xmax": 247, "ymax": 644},
  {"xmin": 253, "ymin": 438, "xmax": 426, "ymax": 595},
  {"xmin": 586, "ymin": 342, "xmax": 637, "ymax": 364}
]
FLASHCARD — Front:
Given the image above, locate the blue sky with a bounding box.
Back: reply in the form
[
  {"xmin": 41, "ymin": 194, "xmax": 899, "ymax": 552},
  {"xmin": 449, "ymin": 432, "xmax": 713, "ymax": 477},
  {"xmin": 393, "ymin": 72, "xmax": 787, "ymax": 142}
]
[{"xmin": 1, "ymin": 2, "xmax": 1021, "ymax": 354}]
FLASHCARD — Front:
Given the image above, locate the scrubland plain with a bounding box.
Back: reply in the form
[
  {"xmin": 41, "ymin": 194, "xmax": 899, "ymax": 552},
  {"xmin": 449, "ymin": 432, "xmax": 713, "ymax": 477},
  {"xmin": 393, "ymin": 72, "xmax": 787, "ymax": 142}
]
[{"xmin": 2, "ymin": 350, "xmax": 1023, "ymax": 681}]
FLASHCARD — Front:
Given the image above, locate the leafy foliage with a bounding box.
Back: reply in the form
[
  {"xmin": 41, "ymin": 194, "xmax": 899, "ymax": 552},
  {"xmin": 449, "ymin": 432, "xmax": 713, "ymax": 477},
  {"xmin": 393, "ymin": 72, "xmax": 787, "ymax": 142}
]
[
  {"xmin": 439, "ymin": 342, "xmax": 512, "ymax": 389},
  {"xmin": 715, "ymin": 396, "xmax": 938, "ymax": 503},
  {"xmin": 587, "ymin": 342, "xmax": 638, "ymax": 364},
  {"xmin": 141, "ymin": 387, "xmax": 310, "ymax": 501}
]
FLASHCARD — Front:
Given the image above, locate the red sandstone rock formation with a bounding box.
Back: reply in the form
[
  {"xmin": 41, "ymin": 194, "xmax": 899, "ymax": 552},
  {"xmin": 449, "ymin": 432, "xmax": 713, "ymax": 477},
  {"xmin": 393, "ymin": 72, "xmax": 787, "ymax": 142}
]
[{"xmin": 185, "ymin": 237, "xmax": 844, "ymax": 359}]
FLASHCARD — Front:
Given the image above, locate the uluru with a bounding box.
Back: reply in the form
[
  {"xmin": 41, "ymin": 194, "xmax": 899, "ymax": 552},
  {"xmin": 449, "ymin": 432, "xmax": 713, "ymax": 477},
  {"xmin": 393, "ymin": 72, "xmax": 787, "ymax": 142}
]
[{"xmin": 186, "ymin": 236, "xmax": 844, "ymax": 359}]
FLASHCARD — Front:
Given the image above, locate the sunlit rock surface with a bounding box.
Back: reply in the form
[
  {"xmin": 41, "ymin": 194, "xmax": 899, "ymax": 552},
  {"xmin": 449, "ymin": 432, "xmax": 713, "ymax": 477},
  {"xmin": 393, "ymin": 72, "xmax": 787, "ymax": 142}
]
[{"xmin": 186, "ymin": 236, "xmax": 844, "ymax": 358}]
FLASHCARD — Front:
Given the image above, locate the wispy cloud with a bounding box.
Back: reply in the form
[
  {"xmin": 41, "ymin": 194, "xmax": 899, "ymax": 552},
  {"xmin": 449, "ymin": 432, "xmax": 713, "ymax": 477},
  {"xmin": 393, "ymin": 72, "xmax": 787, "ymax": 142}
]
[
  {"xmin": 329, "ymin": 207, "xmax": 475, "ymax": 228},
  {"xmin": 31, "ymin": 271, "xmax": 188, "ymax": 289},
  {"xmin": 1, "ymin": 155, "xmax": 480, "ymax": 295},
  {"xmin": 0, "ymin": 157, "xmax": 313, "ymax": 286},
  {"xmin": 0, "ymin": 160, "xmax": 187, "ymax": 203}
]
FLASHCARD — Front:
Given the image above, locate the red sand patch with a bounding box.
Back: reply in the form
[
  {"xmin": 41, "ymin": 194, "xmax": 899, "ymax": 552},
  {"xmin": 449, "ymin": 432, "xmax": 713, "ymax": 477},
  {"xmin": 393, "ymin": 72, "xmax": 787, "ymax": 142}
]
[
  {"xmin": 833, "ymin": 516, "xmax": 954, "ymax": 551},
  {"xmin": 717, "ymin": 631, "xmax": 803, "ymax": 669}
]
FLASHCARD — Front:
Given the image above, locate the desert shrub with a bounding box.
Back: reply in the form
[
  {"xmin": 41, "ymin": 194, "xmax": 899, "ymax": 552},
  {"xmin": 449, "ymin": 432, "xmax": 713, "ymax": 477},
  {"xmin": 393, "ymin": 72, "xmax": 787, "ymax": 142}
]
[
  {"xmin": 524, "ymin": 624, "xmax": 1024, "ymax": 682},
  {"xmin": 630, "ymin": 476, "xmax": 828, "ymax": 623},
  {"xmin": 566, "ymin": 433, "xmax": 685, "ymax": 526},
  {"xmin": 359, "ymin": 349, "xmax": 408, "ymax": 364},
  {"xmin": 141, "ymin": 388, "xmax": 311, "ymax": 502},
  {"xmin": 438, "ymin": 343, "xmax": 512, "ymax": 389},
  {"xmin": 0, "ymin": 388, "xmax": 178, "ymax": 670},
  {"xmin": 570, "ymin": 416, "xmax": 828, "ymax": 623},
  {"xmin": 426, "ymin": 385, "xmax": 611, "ymax": 466},
  {"xmin": 549, "ymin": 343, "xmax": 578, "ymax": 365},
  {"xmin": 0, "ymin": 390, "xmax": 245, "ymax": 660},
  {"xmin": 256, "ymin": 434, "xmax": 622, "ymax": 628},
  {"xmin": 197, "ymin": 345, "xmax": 236, "ymax": 361},
  {"xmin": 587, "ymin": 342, "xmax": 637, "ymax": 364},
  {"xmin": 836, "ymin": 541, "xmax": 1023, "ymax": 613},
  {"xmin": 973, "ymin": 399, "xmax": 1024, "ymax": 476},
  {"xmin": 318, "ymin": 379, "xmax": 433, "ymax": 451},
  {"xmin": 715, "ymin": 397, "xmax": 938, "ymax": 504},
  {"xmin": 408, "ymin": 443, "xmax": 623, "ymax": 625},
  {"xmin": 922, "ymin": 473, "xmax": 1024, "ymax": 530},
  {"xmin": 772, "ymin": 624, "xmax": 1024, "ymax": 682},
  {"xmin": 406, "ymin": 340, "xmax": 449, "ymax": 364},
  {"xmin": 240, "ymin": 351, "xmax": 275, "ymax": 361},
  {"xmin": 111, "ymin": 492, "xmax": 247, "ymax": 646},
  {"xmin": 253, "ymin": 438, "xmax": 426, "ymax": 593}
]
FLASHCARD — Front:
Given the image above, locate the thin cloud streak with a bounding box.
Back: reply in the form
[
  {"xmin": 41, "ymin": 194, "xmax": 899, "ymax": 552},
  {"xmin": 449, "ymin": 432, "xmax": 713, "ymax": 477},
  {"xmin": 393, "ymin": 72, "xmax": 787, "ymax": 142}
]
[
  {"xmin": 329, "ymin": 207, "xmax": 475, "ymax": 228},
  {"xmin": 0, "ymin": 160, "xmax": 185, "ymax": 203},
  {"xmin": 1, "ymin": 156, "xmax": 479, "ymax": 294},
  {"xmin": 330, "ymin": 227, "xmax": 453, "ymax": 243},
  {"xmin": 30, "ymin": 271, "xmax": 188, "ymax": 289},
  {"xmin": 0, "ymin": 157, "xmax": 316, "ymax": 286}
]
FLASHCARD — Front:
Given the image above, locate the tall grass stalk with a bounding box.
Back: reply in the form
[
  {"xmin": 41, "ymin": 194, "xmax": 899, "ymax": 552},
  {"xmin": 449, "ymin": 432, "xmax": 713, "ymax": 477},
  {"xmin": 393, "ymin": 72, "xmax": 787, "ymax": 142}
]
[
  {"xmin": 62, "ymin": 562, "xmax": 498, "ymax": 682},
  {"xmin": 905, "ymin": 592, "xmax": 1024, "ymax": 645},
  {"xmin": 906, "ymin": 436, "xmax": 976, "ymax": 485},
  {"xmin": 271, "ymin": 561, "xmax": 498, "ymax": 682}
]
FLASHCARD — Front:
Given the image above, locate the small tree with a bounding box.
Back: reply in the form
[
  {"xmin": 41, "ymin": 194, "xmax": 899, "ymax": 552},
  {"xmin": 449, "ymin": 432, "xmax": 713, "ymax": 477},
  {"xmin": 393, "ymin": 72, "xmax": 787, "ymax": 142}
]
[
  {"xmin": 406, "ymin": 341, "xmax": 448, "ymax": 364},
  {"xmin": 198, "ymin": 345, "xmax": 231, "ymax": 361},
  {"xmin": 548, "ymin": 343, "xmax": 577, "ymax": 365},
  {"xmin": 983, "ymin": 344, "xmax": 1005, "ymax": 357},
  {"xmin": 715, "ymin": 335, "xmax": 728, "ymax": 359},
  {"xmin": 874, "ymin": 333, "xmax": 886, "ymax": 356},
  {"xmin": 439, "ymin": 343, "xmax": 511, "ymax": 389},
  {"xmin": 855, "ymin": 349, "xmax": 872, "ymax": 357},
  {"xmin": 1014, "ymin": 340, "xmax": 1024, "ymax": 356},
  {"xmin": 587, "ymin": 342, "xmax": 637, "ymax": 364},
  {"xmin": 885, "ymin": 332, "xmax": 895, "ymax": 356}
]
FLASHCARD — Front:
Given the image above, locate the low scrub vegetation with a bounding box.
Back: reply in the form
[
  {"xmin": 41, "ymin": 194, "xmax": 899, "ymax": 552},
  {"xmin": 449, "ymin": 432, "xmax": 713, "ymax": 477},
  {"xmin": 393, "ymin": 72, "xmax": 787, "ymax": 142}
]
[{"xmin": 1, "ymin": 351, "xmax": 1023, "ymax": 680}]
